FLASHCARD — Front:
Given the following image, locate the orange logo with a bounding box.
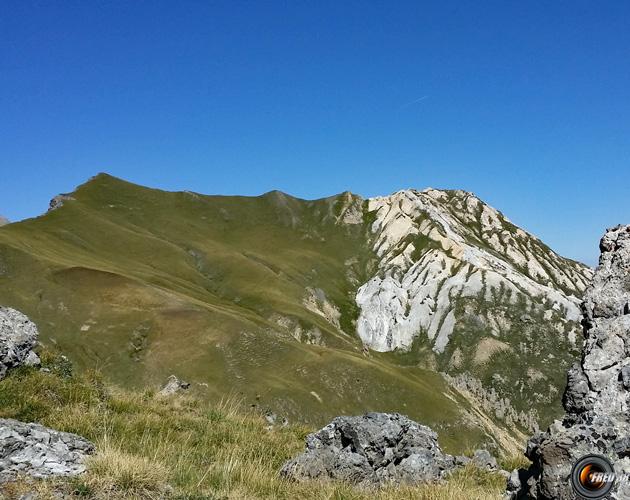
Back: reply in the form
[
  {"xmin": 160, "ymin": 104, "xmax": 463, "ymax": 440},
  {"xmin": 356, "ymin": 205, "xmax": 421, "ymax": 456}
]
[{"xmin": 571, "ymin": 455, "xmax": 615, "ymax": 498}]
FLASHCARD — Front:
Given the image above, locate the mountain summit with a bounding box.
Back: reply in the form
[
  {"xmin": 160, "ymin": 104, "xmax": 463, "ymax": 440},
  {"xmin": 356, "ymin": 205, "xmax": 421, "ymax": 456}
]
[
  {"xmin": 358, "ymin": 188, "xmax": 589, "ymax": 353},
  {"xmin": 0, "ymin": 174, "xmax": 591, "ymax": 453}
]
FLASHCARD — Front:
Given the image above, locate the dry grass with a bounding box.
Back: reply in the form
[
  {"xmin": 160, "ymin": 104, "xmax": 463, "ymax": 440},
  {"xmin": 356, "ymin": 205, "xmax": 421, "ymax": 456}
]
[
  {"xmin": 0, "ymin": 358, "xmax": 510, "ymax": 499},
  {"xmin": 84, "ymin": 441, "xmax": 171, "ymax": 498}
]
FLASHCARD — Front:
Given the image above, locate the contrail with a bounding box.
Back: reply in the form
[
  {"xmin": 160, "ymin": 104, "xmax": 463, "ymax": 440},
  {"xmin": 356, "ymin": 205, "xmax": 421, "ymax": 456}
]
[{"xmin": 400, "ymin": 95, "xmax": 428, "ymax": 108}]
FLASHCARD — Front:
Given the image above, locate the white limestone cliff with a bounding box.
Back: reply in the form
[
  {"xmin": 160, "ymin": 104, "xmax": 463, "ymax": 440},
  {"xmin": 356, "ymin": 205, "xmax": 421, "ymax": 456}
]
[{"xmin": 355, "ymin": 189, "xmax": 592, "ymax": 353}]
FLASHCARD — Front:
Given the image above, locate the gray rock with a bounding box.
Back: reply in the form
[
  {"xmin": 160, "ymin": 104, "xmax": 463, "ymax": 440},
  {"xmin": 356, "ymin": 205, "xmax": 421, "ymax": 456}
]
[
  {"xmin": 0, "ymin": 306, "xmax": 39, "ymax": 380},
  {"xmin": 507, "ymin": 225, "xmax": 630, "ymax": 499},
  {"xmin": 0, "ymin": 418, "xmax": 94, "ymax": 482},
  {"xmin": 281, "ymin": 412, "xmax": 466, "ymax": 486},
  {"xmin": 158, "ymin": 375, "xmax": 190, "ymax": 396},
  {"xmin": 23, "ymin": 351, "xmax": 41, "ymax": 368},
  {"xmin": 48, "ymin": 194, "xmax": 75, "ymax": 212},
  {"xmin": 454, "ymin": 455, "xmax": 471, "ymax": 466},
  {"xmin": 472, "ymin": 449, "xmax": 498, "ymax": 470},
  {"xmin": 506, "ymin": 468, "xmax": 521, "ymax": 491},
  {"xmin": 613, "ymin": 437, "xmax": 630, "ymax": 458},
  {"xmin": 0, "ymin": 215, "xmax": 9, "ymax": 227}
]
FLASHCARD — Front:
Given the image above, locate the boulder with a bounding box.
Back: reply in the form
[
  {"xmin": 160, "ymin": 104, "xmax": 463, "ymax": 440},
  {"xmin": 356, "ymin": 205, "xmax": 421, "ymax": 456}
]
[
  {"xmin": 507, "ymin": 225, "xmax": 630, "ymax": 499},
  {"xmin": 158, "ymin": 375, "xmax": 190, "ymax": 396},
  {"xmin": 281, "ymin": 412, "xmax": 498, "ymax": 486},
  {"xmin": 48, "ymin": 194, "xmax": 75, "ymax": 212},
  {"xmin": 0, "ymin": 419, "xmax": 95, "ymax": 482},
  {"xmin": 0, "ymin": 306, "xmax": 40, "ymax": 380},
  {"xmin": 472, "ymin": 448, "xmax": 499, "ymax": 470}
]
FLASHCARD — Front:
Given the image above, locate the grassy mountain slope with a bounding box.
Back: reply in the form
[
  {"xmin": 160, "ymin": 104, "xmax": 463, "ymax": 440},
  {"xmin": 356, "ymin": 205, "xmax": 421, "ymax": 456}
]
[
  {"xmin": 0, "ymin": 174, "xmax": 512, "ymax": 453},
  {"xmin": 0, "ymin": 353, "xmax": 512, "ymax": 499}
]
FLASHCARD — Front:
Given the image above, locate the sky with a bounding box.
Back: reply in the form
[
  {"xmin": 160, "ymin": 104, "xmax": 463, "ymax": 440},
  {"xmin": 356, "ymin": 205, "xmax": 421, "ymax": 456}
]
[{"xmin": 1, "ymin": 1, "xmax": 629, "ymax": 265}]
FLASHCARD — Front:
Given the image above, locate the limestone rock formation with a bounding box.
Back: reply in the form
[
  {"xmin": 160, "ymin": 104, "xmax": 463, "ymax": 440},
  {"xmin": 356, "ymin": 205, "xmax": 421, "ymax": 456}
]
[
  {"xmin": 507, "ymin": 224, "xmax": 630, "ymax": 499},
  {"xmin": 158, "ymin": 374, "xmax": 190, "ymax": 396},
  {"xmin": 48, "ymin": 194, "xmax": 75, "ymax": 212},
  {"xmin": 281, "ymin": 412, "xmax": 500, "ymax": 486},
  {"xmin": 0, "ymin": 419, "xmax": 94, "ymax": 482},
  {"xmin": 0, "ymin": 306, "xmax": 40, "ymax": 380},
  {"xmin": 354, "ymin": 189, "xmax": 592, "ymax": 433},
  {"xmin": 356, "ymin": 189, "xmax": 591, "ymax": 354}
]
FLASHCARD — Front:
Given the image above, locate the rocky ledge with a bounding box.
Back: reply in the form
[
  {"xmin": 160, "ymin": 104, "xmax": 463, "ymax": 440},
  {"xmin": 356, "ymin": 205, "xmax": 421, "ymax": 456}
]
[
  {"xmin": 281, "ymin": 412, "xmax": 501, "ymax": 486},
  {"xmin": 0, "ymin": 419, "xmax": 95, "ymax": 482},
  {"xmin": 0, "ymin": 306, "xmax": 40, "ymax": 380},
  {"xmin": 1, "ymin": 306, "xmax": 95, "ymax": 485},
  {"xmin": 507, "ymin": 225, "xmax": 630, "ymax": 499}
]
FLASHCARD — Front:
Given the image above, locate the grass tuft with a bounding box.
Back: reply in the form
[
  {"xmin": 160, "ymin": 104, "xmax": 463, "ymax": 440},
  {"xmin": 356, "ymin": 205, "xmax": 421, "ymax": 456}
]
[{"xmin": 0, "ymin": 357, "xmax": 507, "ymax": 499}]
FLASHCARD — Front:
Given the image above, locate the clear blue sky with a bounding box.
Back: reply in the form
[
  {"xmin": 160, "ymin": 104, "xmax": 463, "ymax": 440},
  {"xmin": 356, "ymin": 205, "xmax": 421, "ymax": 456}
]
[{"xmin": 1, "ymin": 1, "xmax": 629, "ymax": 265}]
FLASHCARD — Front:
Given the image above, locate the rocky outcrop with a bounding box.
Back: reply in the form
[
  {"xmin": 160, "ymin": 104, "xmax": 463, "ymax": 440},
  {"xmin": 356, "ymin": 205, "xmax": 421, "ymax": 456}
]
[
  {"xmin": 0, "ymin": 215, "xmax": 9, "ymax": 227},
  {"xmin": 48, "ymin": 194, "xmax": 75, "ymax": 212},
  {"xmin": 354, "ymin": 189, "xmax": 593, "ymax": 434},
  {"xmin": 158, "ymin": 375, "xmax": 190, "ymax": 396},
  {"xmin": 0, "ymin": 306, "xmax": 40, "ymax": 380},
  {"xmin": 0, "ymin": 308, "xmax": 94, "ymax": 484},
  {"xmin": 281, "ymin": 412, "xmax": 500, "ymax": 486},
  {"xmin": 507, "ymin": 225, "xmax": 630, "ymax": 499},
  {"xmin": 0, "ymin": 419, "xmax": 94, "ymax": 482},
  {"xmin": 356, "ymin": 189, "xmax": 591, "ymax": 353}
]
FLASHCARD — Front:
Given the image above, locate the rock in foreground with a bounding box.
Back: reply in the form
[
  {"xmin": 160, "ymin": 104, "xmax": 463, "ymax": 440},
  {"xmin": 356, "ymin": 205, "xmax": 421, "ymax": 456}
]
[
  {"xmin": 507, "ymin": 225, "xmax": 630, "ymax": 499},
  {"xmin": 281, "ymin": 412, "xmax": 489, "ymax": 486},
  {"xmin": 0, "ymin": 306, "xmax": 40, "ymax": 380},
  {"xmin": 0, "ymin": 419, "xmax": 95, "ymax": 482}
]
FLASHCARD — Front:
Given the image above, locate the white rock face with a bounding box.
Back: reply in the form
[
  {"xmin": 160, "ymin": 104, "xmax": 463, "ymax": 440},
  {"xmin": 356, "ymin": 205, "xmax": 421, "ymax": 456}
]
[
  {"xmin": 0, "ymin": 306, "xmax": 41, "ymax": 379},
  {"xmin": 0, "ymin": 419, "xmax": 94, "ymax": 482},
  {"xmin": 356, "ymin": 189, "xmax": 592, "ymax": 353}
]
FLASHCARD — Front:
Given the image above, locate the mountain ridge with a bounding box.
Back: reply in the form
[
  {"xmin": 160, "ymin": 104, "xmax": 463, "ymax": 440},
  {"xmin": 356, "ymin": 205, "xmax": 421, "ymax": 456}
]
[
  {"xmin": 0, "ymin": 173, "xmax": 592, "ymax": 453},
  {"xmin": 14, "ymin": 171, "xmax": 592, "ymax": 268}
]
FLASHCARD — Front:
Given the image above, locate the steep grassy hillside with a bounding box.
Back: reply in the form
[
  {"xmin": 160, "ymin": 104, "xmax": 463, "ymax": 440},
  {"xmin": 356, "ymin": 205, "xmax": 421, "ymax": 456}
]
[
  {"xmin": 0, "ymin": 174, "xmax": 511, "ymax": 453},
  {"xmin": 0, "ymin": 353, "xmax": 513, "ymax": 499}
]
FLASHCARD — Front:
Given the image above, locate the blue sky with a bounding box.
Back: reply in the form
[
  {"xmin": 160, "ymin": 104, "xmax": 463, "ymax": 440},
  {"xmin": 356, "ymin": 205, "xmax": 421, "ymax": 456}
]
[{"xmin": 1, "ymin": 1, "xmax": 629, "ymax": 265}]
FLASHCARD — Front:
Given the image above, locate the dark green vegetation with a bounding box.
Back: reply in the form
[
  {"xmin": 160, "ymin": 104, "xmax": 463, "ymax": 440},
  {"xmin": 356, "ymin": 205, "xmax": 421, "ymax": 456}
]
[
  {"xmin": 0, "ymin": 353, "xmax": 513, "ymax": 499},
  {"xmin": 0, "ymin": 174, "xmax": 504, "ymax": 452}
]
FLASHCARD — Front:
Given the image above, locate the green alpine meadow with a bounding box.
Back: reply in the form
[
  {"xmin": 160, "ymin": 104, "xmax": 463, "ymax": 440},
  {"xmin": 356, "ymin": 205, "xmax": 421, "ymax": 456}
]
[{"xmin": 0, "ymin": 175, "xmax": 590, "ymax": 460}]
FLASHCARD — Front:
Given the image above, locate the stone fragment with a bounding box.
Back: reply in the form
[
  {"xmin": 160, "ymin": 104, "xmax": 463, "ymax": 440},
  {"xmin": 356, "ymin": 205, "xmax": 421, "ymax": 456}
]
[{"xmin": 0, "ymin": 419, "xmax": 94, "ymax": 482}]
